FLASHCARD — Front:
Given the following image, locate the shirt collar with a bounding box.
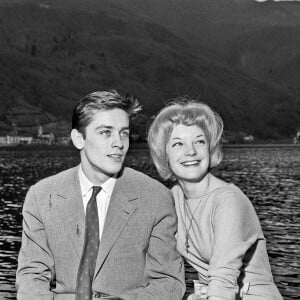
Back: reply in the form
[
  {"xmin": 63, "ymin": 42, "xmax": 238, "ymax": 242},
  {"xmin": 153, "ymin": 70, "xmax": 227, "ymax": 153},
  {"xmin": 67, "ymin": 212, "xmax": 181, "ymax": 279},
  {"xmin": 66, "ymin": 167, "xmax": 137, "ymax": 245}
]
[{"xmin": 79, "ymin": 164, "xmax": 117, "ymax": 198}]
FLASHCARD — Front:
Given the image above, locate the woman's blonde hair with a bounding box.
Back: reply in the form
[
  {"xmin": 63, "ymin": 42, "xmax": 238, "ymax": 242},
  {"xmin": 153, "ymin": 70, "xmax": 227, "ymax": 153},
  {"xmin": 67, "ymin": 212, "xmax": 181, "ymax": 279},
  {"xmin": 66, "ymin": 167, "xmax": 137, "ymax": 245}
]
[{"xmin": 148, "ymin": 98, "xmax": 224, "ymax": 180}]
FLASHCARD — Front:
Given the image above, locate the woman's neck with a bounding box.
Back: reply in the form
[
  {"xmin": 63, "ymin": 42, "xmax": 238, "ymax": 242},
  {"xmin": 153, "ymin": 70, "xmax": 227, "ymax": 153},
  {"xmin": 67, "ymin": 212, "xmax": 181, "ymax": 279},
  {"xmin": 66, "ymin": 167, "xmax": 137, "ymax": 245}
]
[{"xmin": 178, "ymin": 173, "xmax": 212, "ymax": 199}]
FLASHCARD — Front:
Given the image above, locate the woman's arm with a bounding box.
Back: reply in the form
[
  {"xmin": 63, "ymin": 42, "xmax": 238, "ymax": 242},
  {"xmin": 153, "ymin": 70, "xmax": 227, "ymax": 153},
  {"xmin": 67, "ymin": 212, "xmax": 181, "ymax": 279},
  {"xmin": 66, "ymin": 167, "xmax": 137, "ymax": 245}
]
[{"xmin": 207, "ymin": 187, "xmax": 264, "ymax": 300}]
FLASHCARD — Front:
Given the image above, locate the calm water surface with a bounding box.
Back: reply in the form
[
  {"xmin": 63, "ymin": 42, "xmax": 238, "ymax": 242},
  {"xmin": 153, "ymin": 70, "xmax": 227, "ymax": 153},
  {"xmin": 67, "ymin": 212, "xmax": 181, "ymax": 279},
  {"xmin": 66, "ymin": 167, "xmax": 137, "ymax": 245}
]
[{"xmin": 0, "ymin": 146, "xmax": 299, "ymax": 299}]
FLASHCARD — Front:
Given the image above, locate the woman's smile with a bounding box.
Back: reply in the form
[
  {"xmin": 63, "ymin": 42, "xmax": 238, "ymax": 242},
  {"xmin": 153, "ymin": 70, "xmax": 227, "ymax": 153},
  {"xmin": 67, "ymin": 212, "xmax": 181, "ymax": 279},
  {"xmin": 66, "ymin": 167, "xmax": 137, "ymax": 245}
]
[{"xmin": 181, "ymin": 160, "xmax": 201, "ymax": 167}]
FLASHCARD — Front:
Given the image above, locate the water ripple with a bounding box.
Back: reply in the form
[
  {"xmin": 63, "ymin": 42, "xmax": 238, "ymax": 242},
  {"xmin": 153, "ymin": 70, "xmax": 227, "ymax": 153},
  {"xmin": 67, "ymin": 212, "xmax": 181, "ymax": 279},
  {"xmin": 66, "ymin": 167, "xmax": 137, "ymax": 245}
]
[{"xmin": 0, "ymin": 147, "xmax": 299, "ymax": 300}]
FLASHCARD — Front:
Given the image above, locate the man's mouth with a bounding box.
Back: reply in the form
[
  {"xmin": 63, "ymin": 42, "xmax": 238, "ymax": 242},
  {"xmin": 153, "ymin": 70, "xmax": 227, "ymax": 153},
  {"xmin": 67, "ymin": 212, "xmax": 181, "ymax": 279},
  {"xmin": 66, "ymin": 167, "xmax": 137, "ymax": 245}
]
[{"xmin": 108, "ymin": 154, "xmax": 123, "ymax": 159}]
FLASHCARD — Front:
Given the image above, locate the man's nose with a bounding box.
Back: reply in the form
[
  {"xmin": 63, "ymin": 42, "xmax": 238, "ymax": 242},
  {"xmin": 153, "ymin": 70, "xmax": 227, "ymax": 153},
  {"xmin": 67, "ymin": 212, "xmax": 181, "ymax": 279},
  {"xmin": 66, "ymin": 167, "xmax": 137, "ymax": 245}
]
[{"xmin": 111, "ymin": 133, "xmax": 124, "ymax": 148}]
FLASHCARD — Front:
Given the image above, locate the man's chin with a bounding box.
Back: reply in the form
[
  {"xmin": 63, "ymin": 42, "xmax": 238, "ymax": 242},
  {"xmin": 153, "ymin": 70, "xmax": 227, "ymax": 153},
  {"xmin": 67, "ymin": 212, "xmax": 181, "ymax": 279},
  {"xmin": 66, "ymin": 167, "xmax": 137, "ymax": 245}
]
[{"xmin": 103, "ymin": 165, "xmax": 124, "ymax": 177}]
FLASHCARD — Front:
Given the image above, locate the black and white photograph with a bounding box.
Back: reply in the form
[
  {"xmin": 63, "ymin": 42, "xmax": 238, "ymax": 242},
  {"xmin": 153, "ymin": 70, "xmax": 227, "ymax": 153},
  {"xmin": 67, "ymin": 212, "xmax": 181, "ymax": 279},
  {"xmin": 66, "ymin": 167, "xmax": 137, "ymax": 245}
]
[{"xmin": 0, "ymin": 0, "xmax": 299, "ymax": 300}]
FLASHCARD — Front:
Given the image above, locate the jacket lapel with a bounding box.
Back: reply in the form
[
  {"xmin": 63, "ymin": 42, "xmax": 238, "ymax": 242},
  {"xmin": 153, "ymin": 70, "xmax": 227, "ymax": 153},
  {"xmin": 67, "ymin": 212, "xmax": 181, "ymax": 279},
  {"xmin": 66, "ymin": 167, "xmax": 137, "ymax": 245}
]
[
  {"xmin": 94, "ymin": 169, "xmax": 138, "ymax": 277},
  {"xmin": 54, "ymin": 166, "xmax": 86, "ymax": 258}
]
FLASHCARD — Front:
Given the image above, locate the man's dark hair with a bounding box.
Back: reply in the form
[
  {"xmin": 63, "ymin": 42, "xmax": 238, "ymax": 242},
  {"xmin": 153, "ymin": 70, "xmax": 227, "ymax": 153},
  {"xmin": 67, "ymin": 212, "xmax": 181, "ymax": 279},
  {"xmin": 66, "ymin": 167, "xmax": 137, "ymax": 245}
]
[{"xmin": 72, "ymin": 90, "xmax": 141, "ymax": 135}]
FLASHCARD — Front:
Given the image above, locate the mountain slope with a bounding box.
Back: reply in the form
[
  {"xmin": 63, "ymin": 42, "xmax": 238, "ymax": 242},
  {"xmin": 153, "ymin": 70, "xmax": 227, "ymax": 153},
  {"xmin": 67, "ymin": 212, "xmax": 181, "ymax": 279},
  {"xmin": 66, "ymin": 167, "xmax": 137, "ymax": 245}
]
[{"xmin": 0, "ymin": 0, "xmax": 299, "ymax": 138}]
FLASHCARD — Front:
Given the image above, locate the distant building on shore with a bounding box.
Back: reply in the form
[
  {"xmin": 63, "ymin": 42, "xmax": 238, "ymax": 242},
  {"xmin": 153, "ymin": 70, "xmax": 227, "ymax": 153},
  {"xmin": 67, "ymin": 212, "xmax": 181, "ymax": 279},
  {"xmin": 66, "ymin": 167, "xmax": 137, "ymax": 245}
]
[
  {"xmin": 0, "ymin": 135, "xmax": 33, "ymax": 146},
  {"xmin": 37, "ymin": 125, "xmax": 55, "ymax": 144},
  {"xmin": 0, "ymin": 123, "xmax": 71, "ymax": 146},
  {"xmin": 223, "ymin": 131, "xmax": 255, "ymax": 144},
  {"xmin": 243, "ymin": 135, "xmax": 254, "ymax": 143},
  {"xmin": 293, "ymin": 129, "xmax": 300, "ymax": 144}
]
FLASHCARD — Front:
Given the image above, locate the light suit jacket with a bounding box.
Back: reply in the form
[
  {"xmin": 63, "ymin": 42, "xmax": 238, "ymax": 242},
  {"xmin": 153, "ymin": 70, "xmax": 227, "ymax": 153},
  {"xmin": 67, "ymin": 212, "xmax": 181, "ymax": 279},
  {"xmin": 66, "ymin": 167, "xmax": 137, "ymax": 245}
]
[{"xmin": 16, "ymin": 166, "xmax": 185, "ymax": 300}]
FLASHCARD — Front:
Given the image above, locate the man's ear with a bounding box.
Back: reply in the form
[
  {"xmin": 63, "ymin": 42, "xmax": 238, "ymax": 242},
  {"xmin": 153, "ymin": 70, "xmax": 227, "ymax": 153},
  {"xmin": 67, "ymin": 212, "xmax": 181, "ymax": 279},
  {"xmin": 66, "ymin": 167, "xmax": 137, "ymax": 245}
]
[{"xmin": 71, "ymin": 129, "xmax": 84, "ymax": 150}]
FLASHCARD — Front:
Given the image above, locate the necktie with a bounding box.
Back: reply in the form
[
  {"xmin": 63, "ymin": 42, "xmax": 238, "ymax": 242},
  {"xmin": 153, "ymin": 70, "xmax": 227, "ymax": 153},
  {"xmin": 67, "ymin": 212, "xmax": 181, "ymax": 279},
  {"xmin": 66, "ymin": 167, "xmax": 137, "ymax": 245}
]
[{"xmin": 75, "ymin": 186, "xmax": 102, "ymax": 300}]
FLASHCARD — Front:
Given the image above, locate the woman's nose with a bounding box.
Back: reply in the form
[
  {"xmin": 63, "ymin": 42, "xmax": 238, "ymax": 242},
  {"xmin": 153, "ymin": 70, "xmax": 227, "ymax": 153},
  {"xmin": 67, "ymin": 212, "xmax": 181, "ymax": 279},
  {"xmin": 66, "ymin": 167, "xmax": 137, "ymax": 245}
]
[{"xmin": 184, "ymin": 144, "xmax": 196, "ymax": 156}]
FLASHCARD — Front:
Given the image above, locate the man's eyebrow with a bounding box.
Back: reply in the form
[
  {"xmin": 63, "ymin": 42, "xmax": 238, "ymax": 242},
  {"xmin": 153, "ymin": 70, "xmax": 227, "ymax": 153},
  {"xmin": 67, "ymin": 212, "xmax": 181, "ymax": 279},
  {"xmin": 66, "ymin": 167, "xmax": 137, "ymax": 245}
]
[
  {"xmin": 95, "ymin": 125, "xmax": 113, "ymax": 130},
  {"xmin": 121, "ymin": 126, "xmax": 130, "ymax": 131},
  {"xmin": 94, "ymin": 125, "xmax": 130, "ymax": 131}
]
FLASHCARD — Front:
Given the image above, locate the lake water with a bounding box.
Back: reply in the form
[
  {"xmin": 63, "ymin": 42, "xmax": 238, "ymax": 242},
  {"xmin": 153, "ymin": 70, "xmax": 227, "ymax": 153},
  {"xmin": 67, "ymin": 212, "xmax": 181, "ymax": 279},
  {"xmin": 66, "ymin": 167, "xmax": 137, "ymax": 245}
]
[{"xmin": 0, "ymin": 146, "xmax": 299, "ymax": 300}]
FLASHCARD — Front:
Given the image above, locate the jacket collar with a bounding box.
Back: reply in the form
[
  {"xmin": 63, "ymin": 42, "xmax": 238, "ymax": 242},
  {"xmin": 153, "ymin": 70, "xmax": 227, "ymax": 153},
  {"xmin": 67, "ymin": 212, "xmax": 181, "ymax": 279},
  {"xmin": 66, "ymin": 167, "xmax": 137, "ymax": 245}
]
[{"xmin": 54, "ymin": 166, "xmax": 138, "ymax": 267}]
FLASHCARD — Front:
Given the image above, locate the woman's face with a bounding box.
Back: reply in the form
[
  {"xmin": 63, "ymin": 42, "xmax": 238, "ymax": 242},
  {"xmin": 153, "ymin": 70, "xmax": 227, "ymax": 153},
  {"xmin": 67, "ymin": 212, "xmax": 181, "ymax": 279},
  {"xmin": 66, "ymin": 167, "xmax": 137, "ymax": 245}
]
[{"xmin": 166, "ymin": 124, "xmax": 210, "ymax": 183}]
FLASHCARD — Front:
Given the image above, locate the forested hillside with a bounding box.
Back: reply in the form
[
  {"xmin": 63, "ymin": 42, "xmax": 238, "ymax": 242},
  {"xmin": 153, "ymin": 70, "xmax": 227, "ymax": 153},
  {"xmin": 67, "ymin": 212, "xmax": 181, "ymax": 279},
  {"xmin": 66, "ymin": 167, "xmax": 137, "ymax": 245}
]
[{"xmin": 0, "ymin": 0, "xmax": 299, "ymax": 139}]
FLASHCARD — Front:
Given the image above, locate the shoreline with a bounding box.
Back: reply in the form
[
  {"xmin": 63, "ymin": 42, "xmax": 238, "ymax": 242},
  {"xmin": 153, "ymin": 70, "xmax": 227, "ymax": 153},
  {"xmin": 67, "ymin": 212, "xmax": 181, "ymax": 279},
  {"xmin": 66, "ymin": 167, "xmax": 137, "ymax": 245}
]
[
  {"xmin": 130, "ymin": 142, "xmax": 300, "ymax": 150},
  {"xmin": 0, "ymin": 142, "xmax": 299, "ymax": 151}
]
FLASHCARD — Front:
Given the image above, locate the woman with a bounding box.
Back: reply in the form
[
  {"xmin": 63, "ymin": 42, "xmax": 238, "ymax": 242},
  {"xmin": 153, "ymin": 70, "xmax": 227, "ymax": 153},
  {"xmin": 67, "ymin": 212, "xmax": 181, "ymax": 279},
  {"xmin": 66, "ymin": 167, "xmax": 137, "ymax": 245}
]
[{"xmin": 148, "ymin": 99, "xmax": 282, "ymax": 300}]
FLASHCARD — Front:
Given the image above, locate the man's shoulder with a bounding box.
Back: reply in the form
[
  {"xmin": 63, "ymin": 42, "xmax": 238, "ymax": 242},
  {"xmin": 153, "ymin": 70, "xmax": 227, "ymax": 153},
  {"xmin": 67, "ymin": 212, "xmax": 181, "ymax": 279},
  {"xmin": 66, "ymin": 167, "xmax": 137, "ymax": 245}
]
[
  {"xmin": 121, "ymin": 167, "xmax": 169, "ymax": 194},
  {"xmin": 33, "ymin": 166, "xmax": 78, "ymax": 191},
  {"xmin": 120, "ymin": 168, "xmax": 174, "ymax": 212}
]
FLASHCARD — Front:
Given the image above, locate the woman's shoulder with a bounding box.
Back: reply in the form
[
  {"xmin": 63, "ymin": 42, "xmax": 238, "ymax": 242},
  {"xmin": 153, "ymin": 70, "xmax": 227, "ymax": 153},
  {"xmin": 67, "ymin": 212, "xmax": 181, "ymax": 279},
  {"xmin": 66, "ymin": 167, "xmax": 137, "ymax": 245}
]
[
  {"xmin": 205, "ymin": 176, "xmax": 251, "ymax": 208},
  {"xmin": 210, "ymin": 182, "xmax": 257, "ymax": 220},
  {"xmin": 170, "ymin": 176, "xmax": 251, "ymax": 208},
  {"xmin": 213, "ymin": 182, "xmax": 245, "ymax": 198},
  {"xmin": 211, "ymin": 180, "xmax": 264, "ymax": 236},
  {"xmin": 170, "ymin": 176, "xmax": 240, "ymax": 200}
]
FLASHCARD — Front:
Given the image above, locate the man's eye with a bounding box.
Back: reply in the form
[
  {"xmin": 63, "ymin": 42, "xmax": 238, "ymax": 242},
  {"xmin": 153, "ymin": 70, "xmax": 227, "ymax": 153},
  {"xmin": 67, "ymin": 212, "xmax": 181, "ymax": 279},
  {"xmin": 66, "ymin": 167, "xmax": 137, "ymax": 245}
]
[
  {"xmin": 100, "ymin": 130, "xmax": 111, "ymax": 136},
  {"xmin": 121, "ymin": 131, "xmax": 129, "ymax": 137}
]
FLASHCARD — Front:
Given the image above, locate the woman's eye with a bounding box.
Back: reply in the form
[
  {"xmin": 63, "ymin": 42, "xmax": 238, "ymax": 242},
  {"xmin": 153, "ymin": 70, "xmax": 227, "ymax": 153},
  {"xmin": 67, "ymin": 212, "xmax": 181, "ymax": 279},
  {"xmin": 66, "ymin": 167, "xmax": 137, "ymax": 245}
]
[
  {"xmin": 172, "ymin": 142, "xmax": 183, "ymax": 147},
  {"xmin": 195, "ymin": 139, "xmax": 206, "ymax": 145}
]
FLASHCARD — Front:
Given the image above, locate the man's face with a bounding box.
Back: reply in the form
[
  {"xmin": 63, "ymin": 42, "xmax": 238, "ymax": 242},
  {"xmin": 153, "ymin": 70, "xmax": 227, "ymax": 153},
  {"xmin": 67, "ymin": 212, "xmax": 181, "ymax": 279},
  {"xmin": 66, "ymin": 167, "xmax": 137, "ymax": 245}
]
[{"xmin": 72, "ymin": 108, "xmax": 130, "ymax": 184}]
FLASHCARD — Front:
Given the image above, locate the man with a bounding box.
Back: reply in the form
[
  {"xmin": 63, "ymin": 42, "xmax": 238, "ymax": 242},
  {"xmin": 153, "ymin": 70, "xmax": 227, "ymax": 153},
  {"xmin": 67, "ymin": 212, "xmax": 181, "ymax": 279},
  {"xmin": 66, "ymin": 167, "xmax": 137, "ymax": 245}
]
[{"xmin": 16, "ymin": 90, "xmax": 185, "ymax": 300}]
